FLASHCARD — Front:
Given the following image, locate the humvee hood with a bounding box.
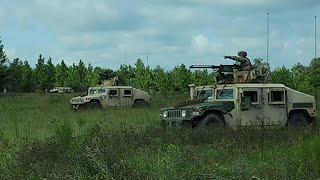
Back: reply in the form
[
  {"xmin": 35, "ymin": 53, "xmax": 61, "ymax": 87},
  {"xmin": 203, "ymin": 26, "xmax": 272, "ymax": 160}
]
[
  {"xmin": 173, "ymin": 98, "xmax": 205, "ymax": 108},
  {"xmin": 196, "ymin": 101, "xmax": 235, "ymax": 112},
  {"xmin": 70, "ymin": 95, "xmax": 98, "ymax": 103},
  {"xmin": 164, "ymin": 100, "xmax": 235, "ymax": 113}
]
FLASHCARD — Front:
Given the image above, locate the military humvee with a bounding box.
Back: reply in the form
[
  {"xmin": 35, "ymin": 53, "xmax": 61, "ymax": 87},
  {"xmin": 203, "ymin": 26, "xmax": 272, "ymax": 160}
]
[
  {"xmin": 160, "ymin": 83, "xmax": 316, "ymax": 129},
  {"xmin": 70, "ymin": 86, "xmax": 150, "ymax": 110},
  {"xmin": 49, "ymin": 87, "xmax": 73, "ymax": 93}
]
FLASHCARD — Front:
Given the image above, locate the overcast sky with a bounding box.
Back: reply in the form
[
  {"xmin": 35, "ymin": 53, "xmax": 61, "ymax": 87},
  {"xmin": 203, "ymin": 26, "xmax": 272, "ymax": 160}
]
[{"xmin": 0, "ymin": 0, "xmax": 319, "ymax": 69}]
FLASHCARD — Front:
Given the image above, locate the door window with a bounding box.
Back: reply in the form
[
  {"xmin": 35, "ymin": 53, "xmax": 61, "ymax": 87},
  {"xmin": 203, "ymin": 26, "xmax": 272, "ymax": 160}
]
[
  {"xmin": 98, "ymin": 89, "xmax": 106, "ymax": 94},
  {"xmin": 269, "ymin": 90, "xmax": 285, "ymax": 104},
  {"xmin": 123, "ymin": 89, "xmax": 132, "ymax": 97},
  {"xmin": 243, "ymin": 91, "xmax": 258, "ymax": 104},
  {"xmin": 109, "ymin": 89, "xmax": 118, "ymax": 97}
]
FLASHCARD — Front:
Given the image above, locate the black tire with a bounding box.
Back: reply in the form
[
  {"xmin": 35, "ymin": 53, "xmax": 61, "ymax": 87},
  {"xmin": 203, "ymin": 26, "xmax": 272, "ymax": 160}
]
[
  {"xmin": 78, "ymin": 104, "xmax": 86, "ymax": 111},
  {"xmin": 86, "ymin": 101, "xmax": 102, "ymax": 110},
  {"xmin": 200, "ymin": 113, "xmax": 225, "ymax": 127},
  {"xmin": 161, "ymin": 120, "xmax": 168, "ymax": 129},
  {"xmin": 288, "ymin": 113, "xmax": 309, "ymax": 127},
  {"xmin": 133, "ymin": 100, "xmax": 147, "ymax": 108}
]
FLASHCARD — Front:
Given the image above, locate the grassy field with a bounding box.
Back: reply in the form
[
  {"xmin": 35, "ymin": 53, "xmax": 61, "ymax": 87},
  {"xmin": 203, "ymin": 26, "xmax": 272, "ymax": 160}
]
[{"xmin": 0, "ymin": 93, "xmax": 319, "ymax": 179}]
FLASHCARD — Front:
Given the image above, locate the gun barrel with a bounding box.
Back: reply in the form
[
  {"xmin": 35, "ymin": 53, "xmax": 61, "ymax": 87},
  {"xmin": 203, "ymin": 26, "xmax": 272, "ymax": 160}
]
[{"xmin": 189, "ymin": 65, "xmax": 218, "ymax": 69}]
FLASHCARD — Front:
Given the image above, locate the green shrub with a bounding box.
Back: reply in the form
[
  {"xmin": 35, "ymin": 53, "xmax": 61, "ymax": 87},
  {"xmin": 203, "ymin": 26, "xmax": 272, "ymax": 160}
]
[
  {"xmin": 294, "ymin": 135, "xmax": 320, "ymax": 178},
  {"xmin": 55, "ymin": 120, "xmax": 73, "ymax": 144}
]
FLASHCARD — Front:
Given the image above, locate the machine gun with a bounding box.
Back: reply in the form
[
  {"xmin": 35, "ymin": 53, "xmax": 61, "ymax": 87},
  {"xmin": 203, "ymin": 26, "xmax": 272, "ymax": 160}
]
[{"xmin": 189, "ymin": 64, "xmax": 240, "ymax": 84}]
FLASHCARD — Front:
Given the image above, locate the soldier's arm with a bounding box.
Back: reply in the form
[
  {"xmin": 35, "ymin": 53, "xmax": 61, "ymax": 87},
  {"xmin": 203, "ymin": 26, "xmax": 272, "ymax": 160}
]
[{"xmin": 224, "ymin": 56, "xmax": 244, "ymax": 63}]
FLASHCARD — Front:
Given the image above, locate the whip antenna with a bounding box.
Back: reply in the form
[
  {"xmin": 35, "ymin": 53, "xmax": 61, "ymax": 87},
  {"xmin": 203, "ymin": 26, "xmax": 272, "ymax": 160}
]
[
  {"xmin": 315, "ymin": 16, "xmax": 317, "ymax": 59},
  {"xmin": 267, "ymin": 12, "xmax": 270, "ymax": 62}
]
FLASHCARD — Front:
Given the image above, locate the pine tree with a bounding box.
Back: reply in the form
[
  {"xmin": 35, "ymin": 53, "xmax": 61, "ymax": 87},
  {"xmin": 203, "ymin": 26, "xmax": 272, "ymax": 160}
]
[
  {"xmin": 45, "ymin": 57, "xmax": 56, "ymax": 88},
  {"xmin": 55, "ymin": 60, "xmax": 69, "ymax": 87},
  {"xmin": 0, "ymin": 37, "xmax": 8, "ymax": 89},
  {"xmin": 35, "ymin": 54, "xmax": 47, "ymax": 90}
]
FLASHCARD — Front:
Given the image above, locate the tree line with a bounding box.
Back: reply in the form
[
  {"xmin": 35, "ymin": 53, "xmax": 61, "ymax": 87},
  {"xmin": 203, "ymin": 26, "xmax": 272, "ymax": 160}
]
[
  {"xmin": 0, "ymin": 38, "xmax": 215, "ymax": 93},
  {"xmin": 0, "ymin": 37, "xmax": 320, "ymax": 96}
]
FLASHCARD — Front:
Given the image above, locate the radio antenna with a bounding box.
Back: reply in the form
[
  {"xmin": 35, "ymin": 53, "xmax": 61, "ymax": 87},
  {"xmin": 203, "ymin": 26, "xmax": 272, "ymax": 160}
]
[
  {"xmin": 266, "ymin": 12, "xmax": 270, "ymax": 62},
  {"xmin": 315, "ymin": 16, "xmax": 317, "ymax": 59}
]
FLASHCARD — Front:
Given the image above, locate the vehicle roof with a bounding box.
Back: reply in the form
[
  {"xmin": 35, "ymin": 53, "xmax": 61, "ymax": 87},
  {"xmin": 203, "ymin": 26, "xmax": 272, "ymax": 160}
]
[
  {"xmin": 195, "ymin": 85, "xmax": 215, "ymax": 90},
  {"xmin": 89, "ymin": 86, "xmax": 134, "ymax": 89},
  {"xmin": 216, "ymin": 83, "xmax": 286, "ymax": 88}
]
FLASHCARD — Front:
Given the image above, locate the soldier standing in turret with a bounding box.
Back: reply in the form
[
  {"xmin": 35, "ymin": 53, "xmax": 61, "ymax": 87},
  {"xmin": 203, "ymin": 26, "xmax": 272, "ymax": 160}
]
[
  {"xmin": 224, "ymin": 51, "xmax": 253, "ymax": 83},
  {"xmin": 224, "ymin": 51, "xmax": 252, "ymax": 71}
]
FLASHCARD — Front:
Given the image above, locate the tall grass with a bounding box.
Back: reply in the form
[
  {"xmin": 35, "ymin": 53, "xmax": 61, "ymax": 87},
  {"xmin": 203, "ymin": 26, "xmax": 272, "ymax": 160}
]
[{"xmin": 0, "ymin": 93, "xmax": 319, "ymax": 179}]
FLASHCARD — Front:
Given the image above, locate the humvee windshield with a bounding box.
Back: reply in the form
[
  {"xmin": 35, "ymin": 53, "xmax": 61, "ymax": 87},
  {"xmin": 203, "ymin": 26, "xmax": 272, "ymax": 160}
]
[
  {"xmin": 216, "ymin": 89, "xmax": 234, "ymax": 100},
  {"xmin": 88, "ymin": 88, "xmax": 106, "ymax": 95},
  {"xmin": 197, "ymin": 90, "xmax": 213, "ymax": 100}
]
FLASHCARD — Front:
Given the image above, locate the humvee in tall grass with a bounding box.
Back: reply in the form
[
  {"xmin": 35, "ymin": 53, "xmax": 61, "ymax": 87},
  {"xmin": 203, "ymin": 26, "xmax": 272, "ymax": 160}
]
[
  {"xmin": 160, "ymin": 83, "xmax": 316, "ymax": 129},
  {"xmin": 70, "ymin": 86, "xmax": 150, "ymax": 110}
]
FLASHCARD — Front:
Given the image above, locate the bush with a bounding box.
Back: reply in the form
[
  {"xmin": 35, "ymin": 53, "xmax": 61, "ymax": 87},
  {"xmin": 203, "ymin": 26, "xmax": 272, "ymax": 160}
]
[
  {"xmin": 55, "ymin": 120, "xmax": 73, "ymax": 144},
  {"xmin": 293, "ymin": 135, "xmax": 320, "ymax": 178}
]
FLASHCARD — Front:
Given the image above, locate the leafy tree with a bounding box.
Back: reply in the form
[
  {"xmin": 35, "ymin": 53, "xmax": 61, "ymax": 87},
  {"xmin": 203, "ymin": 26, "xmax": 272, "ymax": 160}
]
[
  {"xmin": 307, "ymin": 58, "xmax": 320, "ymax": 99},
  {"xmin": 308, "ymin": 58, "xmax": 320, "ymax": 88},
  {"xmin": 86, "ymin": 63, "xmax": 99, "ymax": 86},
  {"xmin": 191, "ymin": 69, "xmax": 215, "ymax": 87},
  {"xmin": 271, "ymin": 66, "xmax": 295, "ymax": 88},
  {"xmin": 117, "ymin": 64, "xmax": 135, "ymax": 86},
  {"xmin": 152, "ymin": 65, "xmax": 169, "ymax": 92},
  {"xmin": 290, "ymin": 63, "xmax": 312, "ymax": 94},
  {"xmin": 133, "ymin": 59, "xmax": 153, "ymax": 90},
  {"xmin": 171, "ymin": 64, "xmax": 192, "ymax": 92},
  {"xmin": 67, "ymin": 60, "xmax": 88, "ymax": 91}
]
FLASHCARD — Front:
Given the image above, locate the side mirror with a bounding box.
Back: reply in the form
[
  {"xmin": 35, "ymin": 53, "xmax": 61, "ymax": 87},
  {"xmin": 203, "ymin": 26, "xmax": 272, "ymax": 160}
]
[{"xmin": 241, "ymin": 96, "xmax": 251, "ymax": 110}]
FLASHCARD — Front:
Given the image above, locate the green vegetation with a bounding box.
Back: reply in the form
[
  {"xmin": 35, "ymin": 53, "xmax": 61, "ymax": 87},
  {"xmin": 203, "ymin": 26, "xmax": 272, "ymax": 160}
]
[
  {"xmin": 0, "ymin": 93, "xmax": 319, "ymax": 179},
  {"xmin": 1, "ymin": 36, "xmax": 320, "ymax": 98},
  {"xmin": 1, "ymin": 34, "xmax": 320, "ymax": 179}
]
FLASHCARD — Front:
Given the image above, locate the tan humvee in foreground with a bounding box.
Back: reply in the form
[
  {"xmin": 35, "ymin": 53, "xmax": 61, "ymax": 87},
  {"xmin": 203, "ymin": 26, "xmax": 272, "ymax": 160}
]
[
  {"xmin": 70, "ymin": 86, "xmax": 150, "ymax": 110},
  {"xmin": 161, "ymin": 83, "xmax": 316, "ymax": 129}
]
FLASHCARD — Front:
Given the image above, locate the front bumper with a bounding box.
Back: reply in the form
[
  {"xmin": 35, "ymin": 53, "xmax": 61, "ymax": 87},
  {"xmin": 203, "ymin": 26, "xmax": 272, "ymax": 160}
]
[{"xmin": 160, "ymin": 110, "xmax": 202, "ymax": 127}]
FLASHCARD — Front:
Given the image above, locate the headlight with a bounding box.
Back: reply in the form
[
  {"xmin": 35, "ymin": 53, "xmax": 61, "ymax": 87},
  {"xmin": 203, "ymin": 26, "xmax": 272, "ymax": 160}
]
[
  {"xmin": 163, "ymin": 111, "xmax": 168, "ymax": 118},
  {"xmin": 181, "ymin": 110, "xmax": 187, "ymax": 117}
]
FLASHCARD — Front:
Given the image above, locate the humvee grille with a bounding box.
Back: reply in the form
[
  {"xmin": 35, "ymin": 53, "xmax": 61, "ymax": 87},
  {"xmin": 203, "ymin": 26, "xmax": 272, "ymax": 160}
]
[
  {"xmin": 71, "ymin": 98, "xmax": 82, "ymax": 103},
  {"xmin": 167, "ymin": 110, "xmax": 182, "ymax": 118}
]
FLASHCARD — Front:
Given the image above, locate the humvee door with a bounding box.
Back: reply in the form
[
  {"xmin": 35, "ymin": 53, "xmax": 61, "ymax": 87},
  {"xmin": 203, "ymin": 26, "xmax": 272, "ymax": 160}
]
[
  {"xmin": 106, "ymin": 88, "xmax": 120, "ymax": 107},
  {"xmin": 263, "ymin": 87, "xmax": 287, "ymax": 125},
  {"xmin": 120, "ymin": 88, "xmax": 134, "ymax": 107},
  {"xmin": 238, "ymin": 87, "xmax": 263, "ymax": 126}
]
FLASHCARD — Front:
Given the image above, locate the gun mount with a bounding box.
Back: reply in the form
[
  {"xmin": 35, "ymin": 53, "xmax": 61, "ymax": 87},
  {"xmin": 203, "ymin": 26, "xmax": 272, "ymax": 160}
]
[
  {"xmin": 190, "ymin": 64, "xmax": 239, "ymax": 84},
  {"xmin": 99, "ymin": 72, "xmax": 118, "ymax": 86},
  {"xmin": 190, "ymin": 61, "xmax": 271, "ymax": 84}
]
